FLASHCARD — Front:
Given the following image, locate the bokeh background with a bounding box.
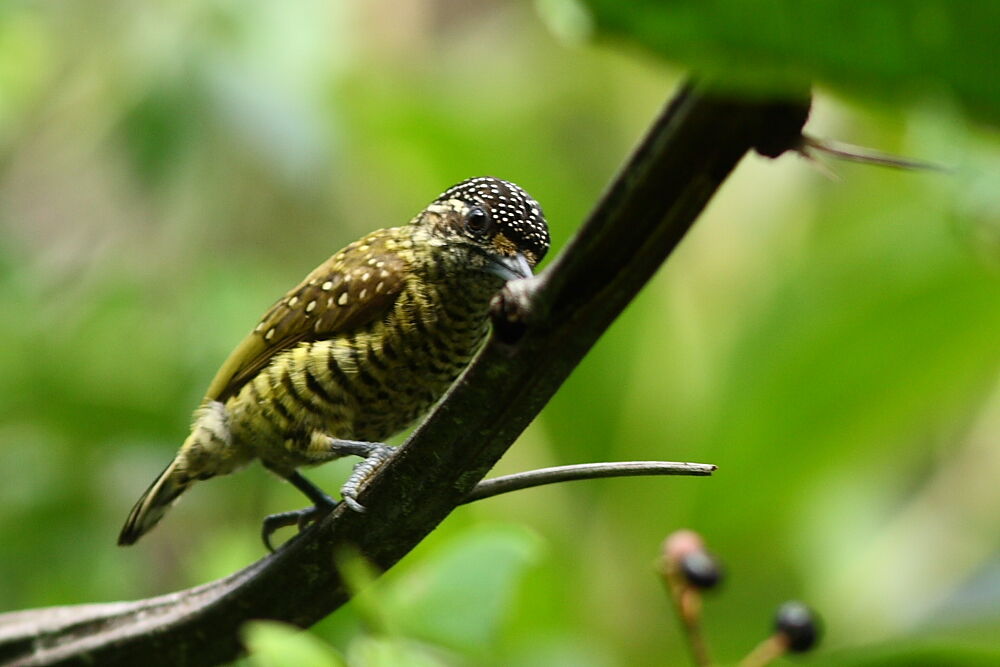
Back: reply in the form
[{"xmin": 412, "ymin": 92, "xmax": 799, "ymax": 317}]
[{"xmin": 1, "ymin": 1, "xmax": 998, "ymax": 665}]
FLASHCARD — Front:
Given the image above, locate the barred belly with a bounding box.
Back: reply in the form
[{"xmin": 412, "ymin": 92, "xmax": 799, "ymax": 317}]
[{"xmin": 225, "ymin": 281, "xmax": 492, "ymax": 471}]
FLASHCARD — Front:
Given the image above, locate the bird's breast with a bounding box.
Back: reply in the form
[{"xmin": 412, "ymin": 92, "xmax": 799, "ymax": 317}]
[{"xmin": 227, "ymin": 278, "xmax": 495, "ymax": 459}]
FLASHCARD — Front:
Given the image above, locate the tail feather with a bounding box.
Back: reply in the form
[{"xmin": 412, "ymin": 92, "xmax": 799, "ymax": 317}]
[{"xmin": 118, "ymin": 459, "xmax": 192, "ymax": 546}]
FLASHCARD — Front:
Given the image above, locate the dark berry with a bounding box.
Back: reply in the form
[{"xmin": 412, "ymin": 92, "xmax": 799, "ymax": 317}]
[
  {"xmin": 679, "ymin": 550, "xmax": 723, "ymax": 589},
  {"xmin": 775, "ymin": 601, "xmax": 820, "ymax": 652}
]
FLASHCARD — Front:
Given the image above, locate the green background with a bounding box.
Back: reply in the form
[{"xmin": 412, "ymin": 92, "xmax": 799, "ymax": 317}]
[{"xmin": 1, "ymin": 1, "xmax": 998, "ymax": 665}]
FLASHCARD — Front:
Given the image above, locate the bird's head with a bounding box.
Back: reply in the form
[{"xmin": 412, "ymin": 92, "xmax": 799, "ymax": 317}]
[{"xmin": 414, "ymin": 177, "xmax": 550, "ymax": 282}]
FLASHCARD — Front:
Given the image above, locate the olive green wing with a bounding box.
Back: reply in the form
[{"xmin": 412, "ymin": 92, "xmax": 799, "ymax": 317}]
[{"xmin": 205, "ymin": 231, "xmax": 408, "ymax": 402}]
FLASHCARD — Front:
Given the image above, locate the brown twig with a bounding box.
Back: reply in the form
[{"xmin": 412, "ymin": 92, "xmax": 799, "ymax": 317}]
[
  {"xmin": 663, "ymin": 575, "xmax": 712, "ymax": 666},
  {"xmin": 659, "ymin": 530, "xmax": 719, "ymax": 666},
  {"xmin": 738, "ymin": 635, "xmax": 790, "ymax": 667},
  {"xmin": 800, "ymin": 135, "xmax": 948, "ymax": 171}
]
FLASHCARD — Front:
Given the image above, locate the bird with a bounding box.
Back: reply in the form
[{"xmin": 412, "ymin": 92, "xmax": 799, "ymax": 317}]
[{"xmin": 117, "ymin": 176, "xmax": 550, "ymax": 550}]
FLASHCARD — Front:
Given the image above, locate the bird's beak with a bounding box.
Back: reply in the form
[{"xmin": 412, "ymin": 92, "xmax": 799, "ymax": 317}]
[{"xmin": 487, "ymin": 252, "xmax": 533, "ymax": 281}]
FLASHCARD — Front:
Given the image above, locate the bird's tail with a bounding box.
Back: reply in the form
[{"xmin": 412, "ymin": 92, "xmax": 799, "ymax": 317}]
[{"xmin": 118, "ymin": 456, "xmax": 193, "ymax": 546}]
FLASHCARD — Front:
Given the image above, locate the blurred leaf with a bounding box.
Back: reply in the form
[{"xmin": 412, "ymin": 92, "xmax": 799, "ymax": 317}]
[
  {"xmin": 118, "ymin": 85, "xmax": 198, "ymax": 188},
  {"xmin": 346, "ymin": 636, "xmax": 451, "ymax": 667},
  {"xmin": 0, "ymin": 9, "xmax": 51, "ymax": 143},
  {"xmin": 243, "ymin": 621, "xmax": 346, "ymax": 667},
  {"xmin": 374, "ymin": 524, "xmax": 543, "ymax": 655},
  {"xmin": 815, "ymin": 640, "xmax": 1000, "ymax": 666},
  {"xmin": 333, "ymin": 543, "xmax": 387, "ymax": 634},
  {"xmin": 579, "ymin": 0, "xmax": 1000, "ymax": 124}
]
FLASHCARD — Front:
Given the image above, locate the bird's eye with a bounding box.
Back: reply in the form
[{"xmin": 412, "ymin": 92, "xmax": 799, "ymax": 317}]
[{"xmin": 464, "ymin": 207, "xmax": 490, "ymax": 235}]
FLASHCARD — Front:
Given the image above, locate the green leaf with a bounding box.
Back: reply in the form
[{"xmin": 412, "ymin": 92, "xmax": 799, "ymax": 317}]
[
  {"xmin": 376, "ymin": 524, "xmax": 544, "ymax": 655},
  {"xmin": 243, "ymin": 621, "xmax": 346, "ymax": 667},
  {"xmin": 346, "ymin": 637, "xmax": 451, "ymax": 667},
  {"xmin": 578, "ymin": 0, "xmax": 1000, "ymax": 124},
  {"xmin": 815, "ymin": 640, "xmax": 1000, "ymax": 666}
]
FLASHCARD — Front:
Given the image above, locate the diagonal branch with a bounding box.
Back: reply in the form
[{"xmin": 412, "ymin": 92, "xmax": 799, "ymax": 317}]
[{"xmin": 0, "ymin": 82, "xmax": 809, "ymax": 667}]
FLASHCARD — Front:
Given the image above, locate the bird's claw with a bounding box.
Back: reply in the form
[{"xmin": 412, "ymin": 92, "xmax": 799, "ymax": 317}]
[
  {"xmin": 261, "ymin": 443, "xmax": 395, "ymax": 551},
  {"xmin": 341, "ymin": 494, "xmax": 367, "ymax": 513},
  {"xmin": 261, "ymin": 499, "xmax": 336, "ymax": 552},
  {"xmin": 339, "ymin": 444, "xmax": 395, "ymax": 513}
]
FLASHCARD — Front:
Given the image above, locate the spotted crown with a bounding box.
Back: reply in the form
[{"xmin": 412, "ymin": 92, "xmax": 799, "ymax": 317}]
[{"xmin": 436, "ymin": 176, "xmax": 550, "ymax": 263}]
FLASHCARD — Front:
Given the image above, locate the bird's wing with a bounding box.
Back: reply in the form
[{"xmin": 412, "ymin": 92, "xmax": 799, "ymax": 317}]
[{"xmin": 205, "ymin": 231, "xmax": 408, "ymax": 402}]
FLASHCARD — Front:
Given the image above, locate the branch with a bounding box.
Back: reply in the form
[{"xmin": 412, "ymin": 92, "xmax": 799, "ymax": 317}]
[{"xmin": 0, "ymin": 82, "xmax": 809, "ymax": 667}]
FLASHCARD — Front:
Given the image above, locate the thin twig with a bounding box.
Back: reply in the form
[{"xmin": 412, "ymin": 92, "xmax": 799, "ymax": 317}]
[
  {"xmin": 738, "ymin": 635, "xmax": 789, "ymax": 667},
  {"xmin": 465, "ymin": 461, "xmax": 716, "ymax": 503},
  {"xmin": 660, "ymin": 557, "xmax": 712, "ymax": 666},
  {"xmin": 801, "ymin": 135, "xmax": 948, "ymax": 171}
]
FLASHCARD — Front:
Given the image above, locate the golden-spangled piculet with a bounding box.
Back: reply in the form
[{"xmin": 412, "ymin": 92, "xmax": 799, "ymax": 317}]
[{"xmin": 118, "ymin": 177, "xmax": 550, "ymax": 548}]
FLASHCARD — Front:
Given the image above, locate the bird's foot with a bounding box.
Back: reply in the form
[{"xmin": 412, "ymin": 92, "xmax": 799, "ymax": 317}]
[
  {"xmin": 339, "ymin": 442, "xmax": 396, "ymax": 512},
  {"xmin": 261, "ymin": 494, "xmax": 336, "ymax": 552},
  {"xmin": 321, "ymin": 438, "xmax": 395, "ymax": 461},
  {"xmin": 260, "ymin": 442, "xmax": 395, "ymax": 551}
]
